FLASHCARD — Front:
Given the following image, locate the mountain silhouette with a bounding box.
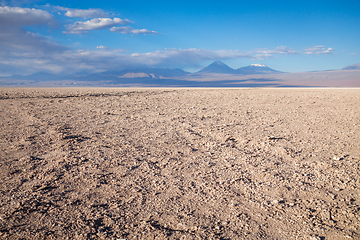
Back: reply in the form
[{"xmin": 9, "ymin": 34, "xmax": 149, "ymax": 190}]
[
  {"xmin": 236, "ymin": 64, "xmax": 282, "ymax": 74},
  {"xmin": 197, "ymin": 61, "xmax": 237, "ymax": 74},
  {"xmin": 342, "ymin": 63, "xmax": 360, "ymax": 70}
]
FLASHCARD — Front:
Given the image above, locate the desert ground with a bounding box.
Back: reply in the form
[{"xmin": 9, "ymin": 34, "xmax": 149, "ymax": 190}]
[{"xmin": 0, "ymin": 88, "xmax": 359, "ymax": 240}]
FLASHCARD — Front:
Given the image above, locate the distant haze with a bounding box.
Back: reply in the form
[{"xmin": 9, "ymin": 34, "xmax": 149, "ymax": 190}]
[{"xmin": 1, "ymin": 61, "xmax": 359, "ymax": 87}]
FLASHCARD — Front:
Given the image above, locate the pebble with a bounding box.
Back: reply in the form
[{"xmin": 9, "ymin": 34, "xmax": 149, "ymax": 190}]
[
  {"xmin": 309, "ymin": 236, "xmax": 322, "ymax": 240},
  {"xmin": 266, "ymin": 136, "xmax": 276, "ymax": 140}
]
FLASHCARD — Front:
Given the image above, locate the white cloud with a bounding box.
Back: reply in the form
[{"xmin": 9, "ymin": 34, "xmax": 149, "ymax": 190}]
[
  {"xmin": 0, "ymin": 25, "xmax": 66, "ymax": 54},
  {"xmin": 0, "ymin": 46, "xmax": 253, "ymax": 75},
  {"xmin": 64, "ymin": 17, "xmax": 132, "ymax": 34},
  {"xmin": 305, "ymin": 46, "xmax": 334, "ymax": 54},
  {"xmin": 110, "ymin": 26, "xmax": 159, "ymax": 35},
  {"xmin": 251, "ymin": 54, "xmax": 273, "ymax": 60},
  {"xmin": 55, "ymin": 6, "xmax": 109, "ymax": 18},
  {"xmin": 3, "ymin": 45, "xmax": 313, "ymax": 76},
  {"xmin": 0, "ymin": 6, "xmax": 53, "ymax": 25},
  {"xmin": 128, "ymin": 48, "xmax": 252, "ymax": 67},
  {"xmin": 53, "ymin": 6, "xmax": 159, "ymax": 35},
  {"xmin": 132, "ymin": 29, "xmax": 158, "ymax": 35},
  {"xmin": 249, "ymin": 46, "xmax": 299, "ymax": 60},
  {"xmin": 0, "ymin": 39, "xmax": 337, "ymax": 76},
  {"xmin": 0, "ymin": 25, "xmax": 67, "ymax": 76},
  {"xmin": 322, "ymin": 48, "xmax": 334, "ymax": 54},
  {"xmin": 255, "ymin": 46, "xmax": 299, "ymax": 55}
]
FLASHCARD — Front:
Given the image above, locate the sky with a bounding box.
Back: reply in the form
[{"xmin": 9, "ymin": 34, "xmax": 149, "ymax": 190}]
[{"xmin": 0, "ymin": 0, "xmax": 359, "ymax": 76}]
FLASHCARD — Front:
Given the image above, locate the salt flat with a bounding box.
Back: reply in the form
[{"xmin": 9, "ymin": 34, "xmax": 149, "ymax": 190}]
[{"xmin": 0, "ymin": 88, "xmax": 359, "ymax": 239}]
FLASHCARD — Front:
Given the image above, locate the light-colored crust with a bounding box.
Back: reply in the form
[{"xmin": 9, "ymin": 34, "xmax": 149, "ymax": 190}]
[{"xmin": 1, "ymin": 88, "xmax": 359, "ymax": 239}]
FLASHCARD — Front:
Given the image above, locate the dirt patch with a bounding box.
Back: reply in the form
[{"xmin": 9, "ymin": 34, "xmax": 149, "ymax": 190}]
[{"xmin": 0, "ymin": 88, "xmax": 359, "ymax": 239}]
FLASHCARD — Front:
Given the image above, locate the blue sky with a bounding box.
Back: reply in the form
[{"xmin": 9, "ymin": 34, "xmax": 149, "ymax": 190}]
[{"xmin": 0, "ymin": 0, "xmax": 359, "ymax": 76}]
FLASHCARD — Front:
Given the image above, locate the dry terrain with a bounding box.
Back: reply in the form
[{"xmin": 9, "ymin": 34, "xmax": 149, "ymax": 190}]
[{"xmin": 0, "ymin": 88, "xmax": 359, "ymax": 239}]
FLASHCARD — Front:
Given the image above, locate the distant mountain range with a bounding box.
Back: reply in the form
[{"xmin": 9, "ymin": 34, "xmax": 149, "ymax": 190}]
[
  {"xmin": 236, "ymin": 64, "xmax": 282, "ymax": 74},
  {"xmin": 2, "ymin": 61, "xmax": 282, "ymax": 81},
  {"xmin": 342, "ymin": 63, "xmax": 360, "ymax": 70},
  {"xmin": 1, "ymin": 61, "xmax": 359, "ymax": 87},
  {"xmin": 197, "ymin": 61, "xmax": 281, "ymax": 74},
  {"xmin": 198, "ymin": 61, "xmax": 238, "ymax": 74}
]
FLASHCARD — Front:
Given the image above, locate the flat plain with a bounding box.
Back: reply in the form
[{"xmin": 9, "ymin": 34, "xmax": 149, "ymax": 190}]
[{"xmin": 0, "ymin": 88, "xmax": 359, "ymax": 239}]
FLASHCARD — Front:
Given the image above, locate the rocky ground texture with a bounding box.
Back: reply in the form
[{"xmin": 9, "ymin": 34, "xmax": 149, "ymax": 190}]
[{"xmin": 0, "ymin": 88, "xmax": 359, "ymax": 239}]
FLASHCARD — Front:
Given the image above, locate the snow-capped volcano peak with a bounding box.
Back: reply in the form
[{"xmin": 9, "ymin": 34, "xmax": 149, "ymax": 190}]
[{"xmin": 236, "ymin": 64, "xmax": 281, "ymax": 74}]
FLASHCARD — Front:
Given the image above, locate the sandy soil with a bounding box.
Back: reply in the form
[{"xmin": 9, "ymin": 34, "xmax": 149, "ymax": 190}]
[{"xmin": 0, "ymin": 88, "xmax": 359, "ymax": 240}]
